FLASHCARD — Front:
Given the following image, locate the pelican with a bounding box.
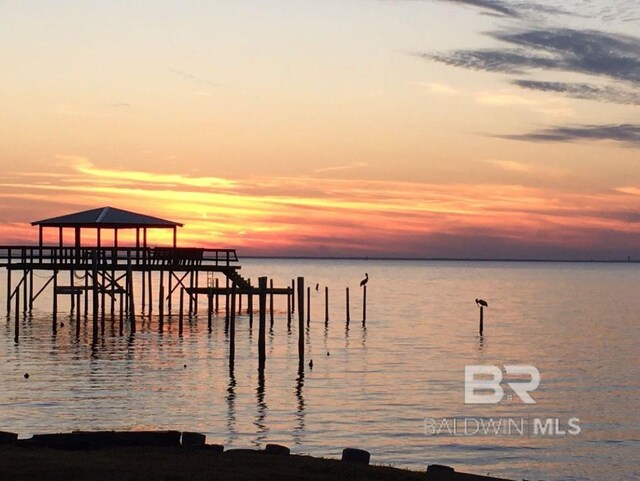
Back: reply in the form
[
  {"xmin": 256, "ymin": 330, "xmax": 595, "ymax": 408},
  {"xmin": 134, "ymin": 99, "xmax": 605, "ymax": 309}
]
[
  {"xmin": 308, "ymin": 359, "xmax": 313, "ymax": 369},
  {"xmin": 360, "ymin": 273, "xmax": 369, "ymax": 287},
  {"xmin": 476, "ymin": 299, "xmax": 488, "ymax": 308}
]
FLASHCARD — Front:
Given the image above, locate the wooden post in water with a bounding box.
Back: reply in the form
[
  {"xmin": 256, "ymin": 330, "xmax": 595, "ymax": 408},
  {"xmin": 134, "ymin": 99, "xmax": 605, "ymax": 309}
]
[
  {"xmin": 52, "ymin": 270, "xmax": 58, "ymax": 328},
  {"xmin": 258, "ymin": 277, "xmax": 267, "ymax": 370},
  {"xmin": 215, "ymin": 278, "xmax": 219, "ymax": 312},
  {"xmin": 148, "ymin": 271, "xmax": 153, "ymax": 315},
  {"xmin": 159, "ymin": 271, "xmax": 165, "ymax": 325},
  {"xmin": 84, "ymin": 270, "xmax": 89, "ymax": 316},
  {"xmin": 291, "ymin": 279, "xmax": 295, "ymax": 314},
  {"xmin": 324, "ymin": 286, "xmax": 329, "ymax": 325},
  {"xmin": 346, "ymin": 287, "xmax": 350, "ymax": 324},
  {"xmin": 127, "ymin": 252, "xmax": 136, "ymax": 333},
  {"xmin": 248, "ymin": 289, "xmax": 254, "ymax": 328},
  {"xmin": 179, "ymin": 288, "xmax": 184, "ymax": 335},
  {"xmin": 6, "ymin": 252, "xmax": 11, "ymax": 315},
  {"xmin": 306, "ymin": 286, "xmax": 310, "ymax": 325},
  {"xmin": 14, "ymin": 288, "xmax": 20, "ymax": 342},
  {"xmin": 207, "ymin": 291, "xmax": 213, "ymax": 330},
  {"xmin": 229, "ymin": 281, "xmax": 237, "ymax": 367},
  {"xmin": 167, "ymin": 271, "xmax": 173, "ymax": 312},
  {"xmin": 142, "ymin": 264, "xmax": 146, "ymax": 309},
  {"xmin": 362, "ymin": 285, "xmax": 367, "ymax": 325},
  {"xmin": 269, "ymin": 279, "xmax": 274, "ymax": 327},
  {"xmin": 28, "ymin": 269, "xmax": 34, "ymax": 313},
  {"xmin": 297, "ymin": 277, "xmax": 304, "ymax": 363},
  {"xmin": 159, "ymin": 285, "xmax": 165, "ymax": 331},
  {"xmin": 287, "ymin": 288, "xmax": 291, "ymax": 329},
  {"xmin": 23, "ymin": 269, "xmax": 28, "ymax": 313},
  {"xmin": 193, "ymin": 271, "xmax": 198, "ymax": 315},
  {"xmin": 479, "ymin": 306, "xmax": 484, "ymax": 336},
  {"xmin": 224, "ymin": 277, "xmax": 230, "ymax": 330},
  {"xmin": 92, "ymin": 252, "xmax": 99, "ymax": 342},
  {"xmin": 70, "ymin": 271, "xmax": 75, "ymax": 315},
  {"xmin": 189, "ymin": 272, "xmax": 194, "ymax": 316}
]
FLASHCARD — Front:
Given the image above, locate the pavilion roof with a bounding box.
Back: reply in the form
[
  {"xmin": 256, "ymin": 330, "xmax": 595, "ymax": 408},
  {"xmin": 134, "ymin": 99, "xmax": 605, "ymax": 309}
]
[{"xmin": 31, "ymin": 207, "xmax": 183, "ymax": 229}]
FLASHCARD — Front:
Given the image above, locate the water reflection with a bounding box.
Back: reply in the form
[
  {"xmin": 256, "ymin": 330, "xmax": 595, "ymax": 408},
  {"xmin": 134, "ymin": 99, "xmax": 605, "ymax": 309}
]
[
  {"xmin": 254, "ymin": 368, "xmax": 268, "ymax": 446},
  {"xmin": 293, "ymin": 362, "xmax": 306, "ymax": 445},
  {"xmin": 226, "ymin": 367, "xmax": 237, "ymax": 443}
]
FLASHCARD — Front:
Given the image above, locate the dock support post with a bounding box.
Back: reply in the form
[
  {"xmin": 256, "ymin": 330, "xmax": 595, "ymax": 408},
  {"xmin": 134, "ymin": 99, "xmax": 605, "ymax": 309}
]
[
  {"xmin": 229, "ymin": 281, "xmax": 236, "ymax": 367},
  {"xmin": 92, "ymin": 252, "xmax": 99, "ymax": 342},
  {"xmin": 269, "ymin": 279, "xmax": 274, "ymax": 327},
  {"xmin": 306, "ymin": 286, "xmax": 310, "ymax": 325},
  {"xmin": 215, "ymin": 278, "xmax": 219, "ymax": 312},
  {"xmin": 28, "ymin": 269, "xmax": 34, "ymax": 312},
  {"xmin": 148, "ymin": 271, "xmax": 153, "ymax": 315},
  {"xmin": 479, "ymin": 306, "xmax": 484, "ymax": 336},
  {"xmin": 297, "ymin": 277, "xmax": 304, "ymax": 363},
  {"xmin": 189, "ymin": 272, "xmax": 194, "ymax": 316},
  {"xmin": 23, "ymin": 269, "xmax": 28, "ymax": 313},
  {"xmin": 14, "ymin": 288, "xmax": 19, "ymax": 343},
  {"xmin": 207, "ymin": 291, "xmax": 213, "ymax": 330},
  {"xmin": 127, "ymin": 252, "xmax": 135, "ymax": 334},
  {"xmin": 52, "ymin": 270, "xmax": 58, "ymax": 329},
  {"xmin": 142, "ymin": 266, "xmax": 146, "ymax": 309},
  {"xmin": 179, "ymin": 288, "xmax": 184, "ymax": 335},
  {"xmin": 325, "ymin": 286, "xmax": 329, "ymax": 325},
  {"xmin": 362, "ymin": 285, "xmax": 367, "ymax": 325},
  {"xmin": 346, "ymin": 287, "xmax": 350, "ymax": 324},
  {"xmin": 258, "ymin": 277, "xmax": 267, "ymax": 370},
  {"xmin": 159, "ymin": 285, "xmax": 165, "ymax": 331},
  {"xmin": 83, "ymin": 270, "xmax": 89, "ymax": 317},
  {"xmin": 6, "ymin": 251, "xmax": 11, "ymax": 314},
  {"xmin": 287, "ymin": 289, "xmax": 291, "ymax": 329},
  {"xmin": 168, "ymin": 271, "xmax": 173, "ymax": 312},
  {"xmin": 248, "ymin": 291, "xmax": 254, "ymax": 328},
  {"xmin": 70, "ymin": 271, "xmax": 75, "ymax": 315},
  {"xmin": 193, "ymin": 271, "xmax": 198, "ymax": 315},
  {"xmin": 224, "ymin": 277, "xmax": 230, "ymax": 331},
  {"xmin": 291, "ymin": 279, "xmax": 295, "ymax": 314}
]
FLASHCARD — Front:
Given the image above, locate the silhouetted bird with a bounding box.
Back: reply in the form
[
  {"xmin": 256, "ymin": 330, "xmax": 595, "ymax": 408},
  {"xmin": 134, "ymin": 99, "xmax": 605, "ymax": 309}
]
[
  {"xmin": 476, "ymin": 299, "xmax": 488, "ymax": 308},
  {"xmin": 360, "ymin": 273, "xmax": 369, "ymax": 287},
  {"xmin": 308, "ymin": 359, "xmax": 313, "ymax": 369},
  {"xmin": 24, "ymin": 373, "xmax": 29, "ymax": 379},
  {"xmin": 327, "ymin": 352, "xmax": 330, "ymax": 356},
  {"xmin": 315, "ymin": 283, "xmax": 319, "ymax": 291}
]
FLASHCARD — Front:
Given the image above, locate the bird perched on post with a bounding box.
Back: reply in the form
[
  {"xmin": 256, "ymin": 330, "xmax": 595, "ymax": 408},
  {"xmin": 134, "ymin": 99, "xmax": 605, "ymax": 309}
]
[
  {"xmin": 315, "ymin": 283, "xmax": 319, "ymax": 291},
  {"xmin": 476, "ymin": 299, "xmax": 488, "ymax": 308},
  {"xmin": 360, "ymin": 273, "xmax": 369, "ymax": 287}
]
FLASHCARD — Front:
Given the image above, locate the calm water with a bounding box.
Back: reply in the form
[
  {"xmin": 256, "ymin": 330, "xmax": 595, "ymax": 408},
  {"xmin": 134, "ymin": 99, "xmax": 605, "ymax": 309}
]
[{"xmin": 1, "ymin": 260, "xmax": 639, "ymax": 480}]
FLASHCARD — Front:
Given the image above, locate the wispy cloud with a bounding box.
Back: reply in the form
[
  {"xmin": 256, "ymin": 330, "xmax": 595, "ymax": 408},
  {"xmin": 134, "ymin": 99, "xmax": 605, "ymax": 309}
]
[
  {"xmin": 427, "ymin": 28, "xmax": 640, "ymax": 84},
  {"xmin": 511, "ymin": 80, "xmax": 640, "ymax": 106},
  {"xmin": 312, "ymin": 162, "xmax": 368, "ymax": 175},
  {"xmin": 500, "ymin": 123, "xmax": 640, "ymax": 146}
]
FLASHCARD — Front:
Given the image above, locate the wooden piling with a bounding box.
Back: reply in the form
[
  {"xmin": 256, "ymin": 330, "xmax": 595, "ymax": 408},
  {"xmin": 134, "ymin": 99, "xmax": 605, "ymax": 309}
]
[
  {"xmin": 28, "ymin": 269, "xmax": 34, "ymax": 312},
  {"xmin": 325, "ymin": 286, "xmax": 329, "ymax": 325},
  {"xmin": 142, "ymin": 265, "xmax": 146, "ymax": 309},
  {"xmin": 179, "ymin": 288, "xmax": 184, "ymax": 335},
  {"xmin": 479, "ymin": 306, "xmax": 484, "ymax": 335},
  {"xmin": 269, "ymin": 279, "xmax": 274, "ymax": 326},
  {"xmin": 248, "ymin": 290, "xmax": 254, "ymax": 328},
  {"xmin": 207, "ymin": 291, "xmax": 213, "ymax": 330},
  {"xmin": 215, "ymin": 278, "xmax": 219, "ymax": 312},
  {"xmin": 159, "ymin": 285, "xmax": 165, "ymax": 331},
  {"xmin": 69, "ymin": 271, "xmax": 75, "ymax": 314},
  {"xmin": 297, "ymin": 277, "xmax": 304, "ymax": 363},
  {"xmin": 193, "ymin": 271, "xmax": 198, "ymax": 315},
  {"xmin": 258, "ymin": 277, "xmax": 267, "ymax": 370},
  {"xmin": 14, "ymin": 288, "xmax": 19, "ymax": 342},
  {"xmin": 362, "ymin": 285, "xmax": 367, "ymax": 325},
  {"xmin": 23, "ymin": 269, "xmax": 28, "ymax": 313},
  {"xmin": 229, "ymin": 281, "xmax": 237, "ymax": 366},
  {"xmin": 52, "ymin": 270, "xmax": 58, "ymax": 327},
  {"xmin": 127, "ymin": 252, "xmax": 135, "ymax": 333},
  {"xmin": 148, "ymin": 271, "xmax": 153, "ymax": 314},
  {"xmin": 287, "ymin": 289, "xmax": 291, "ymax": 329},
  {"xmin": 6, "ymin": 251, "xmax": 11, "ymax": 314},
  {"xmin": 84, "ymin": 270, "xmax": 89, "ymax": 316},
  {"xmin": 168, "ymin": 270, "xmax": 173, "ymax": 312},
  {"xmin": 346, "ymin": 287, "xmax": 350, "ymax": 323},
  {"xmin": 189, "ymin": 272, "xmax": 194, "ymax": 316},
  {"xmin": 291, "ymin": 279, "xmax": 295, "ymax": 314},
  {"xmin": 92, "ymin": 252, "xmax": 99, "ymax": 342},
  {"xmin": 307, "ymin": 286, "xmax": 310, "ymax": 325}
]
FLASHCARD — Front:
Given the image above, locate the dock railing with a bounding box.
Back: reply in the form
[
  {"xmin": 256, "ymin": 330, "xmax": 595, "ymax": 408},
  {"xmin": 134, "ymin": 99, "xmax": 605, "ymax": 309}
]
[{"xmin": 0, "ymin": 246, "xmax": 239, "ymax": 268}]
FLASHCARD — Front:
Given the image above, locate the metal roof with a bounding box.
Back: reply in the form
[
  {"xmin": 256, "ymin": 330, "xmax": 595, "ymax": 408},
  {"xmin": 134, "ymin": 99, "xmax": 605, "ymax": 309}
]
[{"xmin": 31, "ymin": 207, "xmax": 183, "ymax": 228}]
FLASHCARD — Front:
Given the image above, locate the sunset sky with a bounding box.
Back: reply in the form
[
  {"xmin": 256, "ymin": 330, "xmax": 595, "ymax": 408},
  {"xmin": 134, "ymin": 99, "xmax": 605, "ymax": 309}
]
[{"xmin": 1, "ymin": 1, "xmax": 638, "ymax": 259}]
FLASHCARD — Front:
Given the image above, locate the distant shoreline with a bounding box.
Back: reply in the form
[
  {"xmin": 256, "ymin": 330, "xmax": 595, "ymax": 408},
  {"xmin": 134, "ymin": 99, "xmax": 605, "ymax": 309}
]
[{"xmin": 243, "ymin": 255, "xmax": 639, "ymax": 264}]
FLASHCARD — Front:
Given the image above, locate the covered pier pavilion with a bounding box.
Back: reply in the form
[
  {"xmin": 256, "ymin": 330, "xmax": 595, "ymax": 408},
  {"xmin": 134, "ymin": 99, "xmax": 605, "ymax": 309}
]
[{"xmin": 1, "ymin": 207, "xmax": 295, "ymax": 357}]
